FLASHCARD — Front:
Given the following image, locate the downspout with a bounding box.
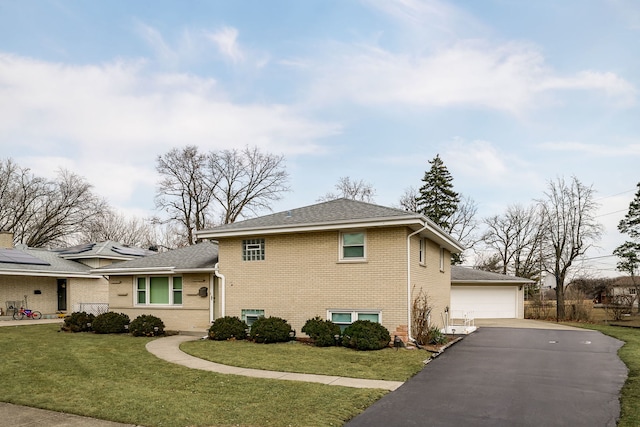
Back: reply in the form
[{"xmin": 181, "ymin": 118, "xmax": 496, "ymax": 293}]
[
  {"xmin": 407, "ymin": 225, "xmax": 429, "ymax": 343},
  {"xmin": 213, "ymin": 263, "xmax": 226, "ymax": 323}
]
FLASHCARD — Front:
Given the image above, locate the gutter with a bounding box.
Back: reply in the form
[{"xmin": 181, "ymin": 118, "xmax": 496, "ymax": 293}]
[
  {"xmin": 213, "ymin": 263, "xmax": 225, "ymax": 322},
  {"xmin": 407, "ymin": 225, "xmax": 429, "ymax": 343}
]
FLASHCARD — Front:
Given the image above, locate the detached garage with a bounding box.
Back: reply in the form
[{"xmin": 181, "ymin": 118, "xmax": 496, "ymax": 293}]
[{"xmin": 450, "ymin": 267, "xmax": 533, "ymax": 319}]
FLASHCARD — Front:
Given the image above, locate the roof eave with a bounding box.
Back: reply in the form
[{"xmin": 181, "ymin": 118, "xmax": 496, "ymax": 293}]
[
  {"xmin": 0, "ymin": 270, "xmax": 97, "ymax": 278},
  {"xmin": 197, "ymin": 215, "xmax": 464, "ymax": 253},
  {"xmin": 452, "ymin": 279, "xmax": 535, "ymax": 285},
  {"xmin": 92, "ymin": 266, "xmax": 176, "ymax": 275}
]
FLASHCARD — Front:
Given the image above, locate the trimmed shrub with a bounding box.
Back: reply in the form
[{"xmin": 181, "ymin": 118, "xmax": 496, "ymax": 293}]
[
  {"xmin": 92, "ymin": 312, "xmax": 130, "ymax": 334},
  {"xmin": 342, "ymin": 320, "xmax": 391, "ymax": 351},
  {"xmin": 208, "ymin": 316, "xmax": 248, "ymax": 340},
  {"xmin": 129, "ymin": 314, "xmax": 165, "ymax": 337},
  {"xmin": 249, "ymin": 316, "xmax": 292, "ymax": 343},
  {"xmin": 301, "ymin": 316, "xmax": 341, "ymax": 347},
  {"xmin": 61, "ymin": 312, "xmax": 95, "ymax": 332}
]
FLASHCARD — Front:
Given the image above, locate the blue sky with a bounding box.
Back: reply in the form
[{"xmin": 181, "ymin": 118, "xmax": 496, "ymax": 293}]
[{"xmin": 1, "ymin": 0, "xmax": 639, "ymax": 276}]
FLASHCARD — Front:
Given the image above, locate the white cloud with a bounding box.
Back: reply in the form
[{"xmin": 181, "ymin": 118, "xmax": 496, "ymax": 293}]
[
  {"xmin": 207, "ymin": 26, "xmax": 245, "ymax": 64},
  {"xmin": 306, "ymin": 39, "xmax": 635, "ymax": 114},
  {"xmin": 0, "ymin": 52, "xmax": 340, "ymax": 210},
  {"xmin": 539, "ymin": 141, "xmax": 640, "ymax": 157}
]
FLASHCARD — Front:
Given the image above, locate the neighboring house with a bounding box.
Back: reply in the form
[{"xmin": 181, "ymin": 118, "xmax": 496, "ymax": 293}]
[
  {"xmin": 192, "ymin": 198, "xmax": 464, "ymax": 342},
  {"xmin": 606, "ymin": 276, "xmax": 639, "ymax": 307},
  {"xmin": 0, "ymin": 231, "xmax": 152, "ymax": 317},
  {"xmin": 450, "ymin": 266, "xmax": 533, "ymax": 319},
  {"xmin": 94, "ymin": 242, "xmax": 218, "ymax": 334}
]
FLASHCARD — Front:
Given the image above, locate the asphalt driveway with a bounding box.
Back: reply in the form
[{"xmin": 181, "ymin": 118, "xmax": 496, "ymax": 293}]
[{"xmin": 346, "ymin": 326, "xmax": 628, "ymax": 427}]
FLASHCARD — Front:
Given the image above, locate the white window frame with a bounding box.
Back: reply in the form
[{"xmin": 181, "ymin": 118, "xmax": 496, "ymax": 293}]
[
  {"xmin": 328, "ymin": 310, "xmax": 381, "ymax": 330},
  {"xmin": 339, "ymin": 231, "xmax": 366, "ymax": 262},
  {"xmin": 439, "ymin": 247, "xmax": 445, "ymax": 271},
  {"xmin": 242, "ymin": 238, "xmax": 265, "ymax": 261},
  {"xmin": 241, "ymin": 309, "xmax": 265, "ymax": 326},
  {"xmin": 135, "ymin": 275, "xmax": 183, "ymax": 306},
  {"xmin": 419, "ymin": 238, "xmax": 426, "ymax": 266}
]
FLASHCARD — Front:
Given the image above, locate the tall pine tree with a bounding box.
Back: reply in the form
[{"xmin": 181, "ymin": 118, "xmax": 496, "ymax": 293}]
[
  {"xmin": 416, "ymin": 154, "xmax": 460, "ymax": 230},
  {"xmin": 615, "ymin": 182, "xmax": 640, "ymax": 313}
]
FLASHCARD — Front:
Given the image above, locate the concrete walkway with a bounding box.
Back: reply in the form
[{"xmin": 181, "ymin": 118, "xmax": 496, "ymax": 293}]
[{"xmin": 146, "ymin": 335, "xmax": 404, "ymax": 391}]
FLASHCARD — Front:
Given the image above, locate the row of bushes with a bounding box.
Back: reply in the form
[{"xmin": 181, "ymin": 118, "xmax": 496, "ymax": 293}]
[
  {"xmin": 62, "ymin": 312, "xmax": 165, "ymax": 337},
  {"xmin": 208, "ymin": 315, "xmax": 392, "ymax": 351}
]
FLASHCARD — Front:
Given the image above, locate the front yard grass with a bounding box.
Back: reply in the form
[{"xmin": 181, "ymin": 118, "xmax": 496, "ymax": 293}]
[
  {"xmin": 181, "ymin": 339, "xmax": 430, "ymax": 381},
  {"xmin": 0, "ymin": 324, "xmax": 388, "ymax": 426},
  {"xmin": 570, "ymin": 323, "xmax": 640, "ymax": 427}
]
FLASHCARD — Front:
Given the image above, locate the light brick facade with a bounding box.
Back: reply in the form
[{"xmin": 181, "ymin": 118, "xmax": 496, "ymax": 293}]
[
  {"xmin": 216, "ymin": 226, "xmax": 451, "ymax": 340},
  {"xmin": 108, "ymin": 273, "xmax": 212, "ymax": 332}
]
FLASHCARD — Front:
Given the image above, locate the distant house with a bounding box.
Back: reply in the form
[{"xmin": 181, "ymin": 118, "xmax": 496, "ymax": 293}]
[
  {"xmin": 606, "ymin": 276, "xmax": 639, "ymax": 307},
  {"xmin": 0, "ymin": 231, "xmax": 152, "ymax": 317},
  {"xmin": 450, "ymin": 266, "xmax": 533, "ymax": 319},
  {"xmin": 196, "ymin": 198, "xmax": 464, "ymax": 341}
]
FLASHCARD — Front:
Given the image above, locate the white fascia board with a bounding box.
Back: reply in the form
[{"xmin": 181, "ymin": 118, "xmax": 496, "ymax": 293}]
[
  {"xmin": 0, "ymin": 270, "xmax": 97, "ymax": 279},
  {"xmin": 173, "ymin": 268, "xmax": 217, "ymax": 274},
  {"xmin": 452, "ymin": 280, "xmax": 535, "ymax": 285},
  {"xmin": 197, "ymin": 217, "xmax": 424, "ymax": 239},
  {"xmin": 199, "ymin": 215, "xmax": 465, "ymax": 253},
  {"xmin": 91, "ymin": 266, "xmax": 176, "ymax": 275}
]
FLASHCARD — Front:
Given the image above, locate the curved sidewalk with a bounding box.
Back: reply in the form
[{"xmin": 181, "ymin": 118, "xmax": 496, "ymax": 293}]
[{"xmin": 146, "ymin": 335, "xmax": 404, "ymax": 391}]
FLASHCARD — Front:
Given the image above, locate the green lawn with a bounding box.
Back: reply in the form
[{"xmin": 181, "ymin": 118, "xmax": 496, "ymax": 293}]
[
  {"xmin": 181, "ymin": 339, "xmax": 430, "ymax": 381},
  {"xmin": 570, "ymin": 323, "xmax": 640, "ymax": 427},
  {"xmin": 0, "ymin": 324, "xmax": 388, "ymax": 426}
]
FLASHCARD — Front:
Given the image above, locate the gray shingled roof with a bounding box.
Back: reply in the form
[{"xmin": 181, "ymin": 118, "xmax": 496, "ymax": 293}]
[
  {"xmin": 199, "ymin": 198, "xmax": 422, "ymax": 233},
  {"xmin": 452, "ymin": 266, "xmax": 534, "ymax": 283},
  {"xmin": 0, "ymin": 245, "xmax": 92, "ymax": 275},
  {"xmin": 95, "ymin": 241, "xmax": 218, "ymax": 273}
]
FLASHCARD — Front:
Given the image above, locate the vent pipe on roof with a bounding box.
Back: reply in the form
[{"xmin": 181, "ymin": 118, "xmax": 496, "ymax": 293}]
[{"xmin": 0, "ymin": 231, "xmax": 14, "ymax": 249}]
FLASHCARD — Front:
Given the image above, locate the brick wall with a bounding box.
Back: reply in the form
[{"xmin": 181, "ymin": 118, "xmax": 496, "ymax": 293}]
[
  {"xmin": 217, "ymin": 226, "xmax": 452, "ymax": 338},
  {"xmin": 108, "ymin": 273, "xmax": 211, "ymax": 332}
]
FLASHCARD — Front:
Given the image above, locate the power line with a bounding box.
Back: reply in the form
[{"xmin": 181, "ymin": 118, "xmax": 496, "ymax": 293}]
[
  {"xmin": 596, "ymin": 188, "xmax": 637, "ymax": 201},
  {"xmin": 597, "ymin": 208, "xmax": 628, "ymax": 218}
]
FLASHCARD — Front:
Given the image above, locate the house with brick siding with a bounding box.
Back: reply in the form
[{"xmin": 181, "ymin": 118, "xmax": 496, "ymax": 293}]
[
  {"xmin": 0, "ymin": 231, "xmax": 152, "ymax": 318},
  {"xmin": 95, "ymin": 241, "xmax": 219, "ymax": 334},
  {"xmin": 195, "ymin": 198, "xmax": 464, "ymax": 342}
]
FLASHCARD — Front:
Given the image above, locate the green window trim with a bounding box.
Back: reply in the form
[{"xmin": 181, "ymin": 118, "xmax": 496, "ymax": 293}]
[
  {"xmin": 340, "ymin": 231, "xmax": 366, "ymax": 260},
  {"xmin": 135, "ymin": 276, "xmax": 183, "ymax": 306}
]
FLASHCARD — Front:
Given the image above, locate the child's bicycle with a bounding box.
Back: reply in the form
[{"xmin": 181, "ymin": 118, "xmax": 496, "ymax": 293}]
[{"xmin": 12, "ymin": 307, "xmax": 42, "ymax": 320}]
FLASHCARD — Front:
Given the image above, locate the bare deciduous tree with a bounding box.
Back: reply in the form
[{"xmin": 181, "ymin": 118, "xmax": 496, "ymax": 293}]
[
  {"xmin": 318, "ymin": 176, "xmax": 376, "ymax": 203},
  {"xmin": 481, "ymin": 204, "xmax": 543, "ymax": 279},
  {"xmin": 0, "ymin": 159, "xmax": 108, "ymax": 248},
  {"xmin": 538, "ymin": 176, "xmax": 602, "ymax": 320},
  {"xmin": 398, "ymin": 186, "xmax": 419, "ymax": 212},
  {"xmin": 75, "ymin": 209, "xmax": 156, "ymax": 248},
  {"xmin": 155, "ymin": 146, "xmax": 290, "ymax": 244},
  {"xmin": 155, "ymin": 146, "xmax": 214, "ymax": 245},
  {"xmin": 210, "ymin": 146, "xmax": 290, "ymax": 224}
]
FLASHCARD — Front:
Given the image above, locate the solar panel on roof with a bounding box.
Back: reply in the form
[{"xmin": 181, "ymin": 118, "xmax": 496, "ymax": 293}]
[
  {"xmin": 0, "ymin": 249, "xmax": 50, "ymax": 266},
  {"xmin": 52, "ymin": 243, "xmax": 95, "ymax": 255},
  {"xmin": 112, "ymin": 245, "xmax": 149, "ymax": 257}
]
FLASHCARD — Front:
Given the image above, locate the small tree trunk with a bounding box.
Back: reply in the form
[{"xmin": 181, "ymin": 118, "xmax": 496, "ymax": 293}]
[{"xmin": 556, "ymin": 275, "xmax": 566, "ymax": 321}]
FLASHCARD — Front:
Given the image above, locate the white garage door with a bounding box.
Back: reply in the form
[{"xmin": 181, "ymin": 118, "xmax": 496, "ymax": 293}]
[{"xmin": 451, "ymin": 286, "xmax": 518, "ymax": 318}]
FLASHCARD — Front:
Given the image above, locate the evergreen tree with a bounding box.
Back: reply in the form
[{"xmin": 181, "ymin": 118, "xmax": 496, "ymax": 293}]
[
  {"xmin": 615, "ymin": 182, "xmax": 640, "ymax": 313},
  {"xmin": 416, "ymin": 154, "xmax": 460, "ymax": 230},
  {"xmin": 618, "ymin": 183, "xmax": 640, "ymax": 239}
]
